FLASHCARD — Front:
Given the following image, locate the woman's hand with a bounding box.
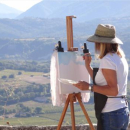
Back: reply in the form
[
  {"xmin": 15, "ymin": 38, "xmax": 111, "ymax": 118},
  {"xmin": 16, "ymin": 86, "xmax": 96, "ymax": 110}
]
[
  {"xmin": 73, "ymin": 81, "xmax": 89, "ymax": 90},
  {"xmin": 83, "ymin": 53, "xmax": 92, "ymax": 67}
]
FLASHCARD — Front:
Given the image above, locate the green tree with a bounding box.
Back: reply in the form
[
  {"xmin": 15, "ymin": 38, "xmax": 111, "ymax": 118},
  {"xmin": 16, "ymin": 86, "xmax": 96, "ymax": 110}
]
[
  {"xmin": 18, "ymin": 71, "xmax": 22, "ymax": 75},
  {"xmin": 1, "ymin": 75, "xmax": 7, "ymax": 79},
  {"xmin": 35, "ymin": 107, "xmax": 42, "ymax": 114},
  {"xmin": 9, "ymin": 74, "xmax": 15, "ymax": 78}
]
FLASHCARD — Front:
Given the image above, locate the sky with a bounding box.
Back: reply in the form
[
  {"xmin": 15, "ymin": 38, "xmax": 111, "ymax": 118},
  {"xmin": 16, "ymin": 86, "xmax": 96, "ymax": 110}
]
[{"xmin": 0, "ymin": 0, "xmax": 42, "ymax": 12}]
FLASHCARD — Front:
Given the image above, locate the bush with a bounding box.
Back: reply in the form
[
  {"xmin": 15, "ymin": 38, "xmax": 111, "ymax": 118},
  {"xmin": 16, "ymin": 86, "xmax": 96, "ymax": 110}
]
[
  {"xmin": 35, "ymin": 107, "xmax": 42, "ymax": 114},
  {"xmin": 9, "ymin": 74, "xmax": 15, "ymax": 78},
  {"xmin": 18, "ymin": 71, "xmax": 22, "ymax": 75},
  {"xmin": 1, "ymin": 75, "xmax": 7, "ymax": 79},
  {"xmin": 26, "ymin": 112, "xmax": 31, "ymax": 117}
]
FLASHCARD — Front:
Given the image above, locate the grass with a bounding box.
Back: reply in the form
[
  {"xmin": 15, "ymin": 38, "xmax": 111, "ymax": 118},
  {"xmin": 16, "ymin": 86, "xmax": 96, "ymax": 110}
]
[
  {"xmin": 1, "ymin": 101, "xmax": 96, "ymax": 126},
  {"xmin": 1, "ymin": 69, "xmax": 129, "ymax": 126},
  {"xmin": 0, "ymin": 78, "xmax": 30, "ymax": 88},
  {"xmin": 0, "ymin": 117, "xmax": 58, "ymax": 126},
  {"xmin": 5, "ymin": 101, "xmax": 49, "ymax": 110},
  {"xmin": 0, "ymin": 69, "xmax": 49, "ymax": 89},
  {"xmin": 0, "ymin": 69, "xmax": 44, "ymax": 77},
  {"xmin": 0, "ymin": 110, "xmax": 97, "ymax": 126}
]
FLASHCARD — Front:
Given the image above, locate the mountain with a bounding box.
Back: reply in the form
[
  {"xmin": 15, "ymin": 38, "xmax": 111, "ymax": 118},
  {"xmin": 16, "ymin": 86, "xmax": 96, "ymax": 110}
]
[
  {"xmin": 0, "ymin": 18, "xmax": 67, "ymax": 38},
  {"xmin": 17, "ymin": 0, "xmax": 72, "ymax": 19},
  {"xmin": 17, "ymin": 0, "xmax": 130, "ymax": 22},
  {"xmin": 0, "ymin": 3, "xmax": 22, "ymax": 18},
  {"xmin": 0, "ymin": 16, "xmax": 130, "ymax": 40},
  {"xmin": 0, "ymin": 17, "xmax": 130, "ymax": 60}
]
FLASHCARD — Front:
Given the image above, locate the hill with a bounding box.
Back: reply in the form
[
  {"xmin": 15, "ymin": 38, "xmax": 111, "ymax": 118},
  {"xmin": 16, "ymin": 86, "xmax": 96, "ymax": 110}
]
[
  {"xmin": 0, "ymin": 16, "xmax": 130, "ymax": 39},
  {"xmin": 0, "ymin": 3, "xmax": 22, "ymax": 18},
  {"xmin": 17, "ymin": 0, "xmax": 130, "ymax": 22},
  {"xmin": 0, "ymin": 17, "xmax": 130, "ymax": 60}
]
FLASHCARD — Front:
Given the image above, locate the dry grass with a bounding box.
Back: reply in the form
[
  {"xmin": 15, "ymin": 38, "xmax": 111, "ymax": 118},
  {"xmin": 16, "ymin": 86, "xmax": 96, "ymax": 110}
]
[
  {"xmin": 18, "ymin": 75, "xmax": 49, "ymax": 84},
  {"xmin": 0, "ymin": 69, "xmax": 50, "ymax": 88}
]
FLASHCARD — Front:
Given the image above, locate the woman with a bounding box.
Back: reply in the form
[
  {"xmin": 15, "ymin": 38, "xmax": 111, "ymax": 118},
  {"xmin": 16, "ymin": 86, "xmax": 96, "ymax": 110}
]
[{"xmin": 73, "ymin": 24, "xmax": 129, "ymax": 130}]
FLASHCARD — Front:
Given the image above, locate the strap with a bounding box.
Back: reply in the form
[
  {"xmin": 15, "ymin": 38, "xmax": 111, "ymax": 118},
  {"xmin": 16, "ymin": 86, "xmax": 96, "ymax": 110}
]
[
  {"xmin": 109, "ymin": 95, "xmax": 128, "ymax": 106},
  {"xmin": 108, "ymin": 95, "xmax": 126, "ymax": 99}
]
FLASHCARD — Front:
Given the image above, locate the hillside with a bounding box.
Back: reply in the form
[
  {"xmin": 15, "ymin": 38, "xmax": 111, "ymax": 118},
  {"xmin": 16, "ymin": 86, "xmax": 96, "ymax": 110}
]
[
  {"xmin": 0, "ymin": 3, "xmax": 22, "ymax": 18},
  {"xmin": 0, "ymin": 17, "xmax": 130, "ymax": 60},
  {"xmin": 0, "ymin": 17, "xmax": 130, "ymax": 39},
  {"xmin": 17, "ymin": 0, "xmax": 130, "ymax": 22},
  {"xmin": 0, "ymin": 18, "xmax": 66, "ymax": 38}
]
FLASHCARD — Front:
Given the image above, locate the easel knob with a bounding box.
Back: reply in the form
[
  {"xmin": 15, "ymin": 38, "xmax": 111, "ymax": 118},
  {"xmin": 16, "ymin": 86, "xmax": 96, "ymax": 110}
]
[{"xmin": 55, "ymin": 41, "xmax": 64, "ymax": 52}]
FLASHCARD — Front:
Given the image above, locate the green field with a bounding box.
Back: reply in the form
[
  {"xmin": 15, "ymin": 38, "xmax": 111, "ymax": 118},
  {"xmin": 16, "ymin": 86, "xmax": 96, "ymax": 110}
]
[
  {"xmin": 0, "ymin": 110, "xmax": 97, "ymax": 126},
  {"xmin": 0, "ymin": 69, "xmax": 96, "ymax": 126},
  {"xmin": 0, "ymin": 68, "xmax": 130, "ymax": 126}
]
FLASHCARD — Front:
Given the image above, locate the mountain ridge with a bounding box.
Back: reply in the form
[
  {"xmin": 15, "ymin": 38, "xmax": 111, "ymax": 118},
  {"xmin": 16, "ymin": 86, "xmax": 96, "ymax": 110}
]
[
  {"xmin": 0, "ymin": 3, "xmax": 22, "ymax": 18},
  {"xmin": 17, "ymin": 0, "xmax": 130, "ymax": 22}
]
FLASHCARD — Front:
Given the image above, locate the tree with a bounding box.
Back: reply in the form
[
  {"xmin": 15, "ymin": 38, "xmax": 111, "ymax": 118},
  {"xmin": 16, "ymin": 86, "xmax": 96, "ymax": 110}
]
[
  {"xmin": 1, "ymin": 75, "xmax": 7, "ymax": 79},
  {"xmin": 34, "ymin": 107, "xmax": 42, "ymax": 114},
  {"xmin": 18, "ymin": 71, "xmax": 22, "ymax": 75},
  {"xmin": 9, "ymin": 74, "xmax": 15, "ymax": 78},
  {"xmin": 17, "ymin": 103, "xmax": 24, "ymax": 108}
]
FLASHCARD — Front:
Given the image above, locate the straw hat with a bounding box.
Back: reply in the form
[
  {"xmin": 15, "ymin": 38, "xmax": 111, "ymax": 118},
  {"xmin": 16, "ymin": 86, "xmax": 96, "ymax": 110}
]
[{"xmin": 87, "ymin": 24, "xmax": 123, "ymax": 44}]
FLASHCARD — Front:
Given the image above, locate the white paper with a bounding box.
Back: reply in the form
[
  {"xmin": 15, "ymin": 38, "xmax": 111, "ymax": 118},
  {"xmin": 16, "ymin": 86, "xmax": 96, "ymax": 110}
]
[{"xmin": 57, "ymin": 51, "xmax": 90, "ymax": 94}]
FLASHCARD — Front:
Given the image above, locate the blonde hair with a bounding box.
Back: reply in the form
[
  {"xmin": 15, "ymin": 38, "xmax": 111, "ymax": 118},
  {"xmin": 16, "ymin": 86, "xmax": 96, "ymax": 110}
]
[{"xmin": 95, "ymin": 43, "xmax": 125, "ymax": 59}]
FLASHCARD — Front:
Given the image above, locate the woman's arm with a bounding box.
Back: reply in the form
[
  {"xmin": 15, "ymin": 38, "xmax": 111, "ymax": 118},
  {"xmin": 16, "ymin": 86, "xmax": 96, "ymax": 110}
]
[
  {"xmin": 86, "ymin": 65, "xmax": 93, "ymax": 80},
  {"xmin": 93, "ymin": 69, "xmax": 118, "ymax": 96},
  {"xmin": 83, "ymin": 53, "xmax": 93, "ymax": 79},
  {"xmin": 73, "ymin": 69, "xmax": 119, "ymax": 96}
]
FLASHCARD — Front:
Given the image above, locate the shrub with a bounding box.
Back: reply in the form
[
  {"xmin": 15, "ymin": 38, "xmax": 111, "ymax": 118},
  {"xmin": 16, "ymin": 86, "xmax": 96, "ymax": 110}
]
[
  {"xmin": 18, "ymin": 71, "xmax": 22, "ymax": 75},
  {"xmin": 9, "ymin": 74, "xmax": 15, "ymax": 78},
  {"xmin": 35, "ymin": 107, "xmax": 42, "ymax": 114},
  {"xmin": 1, "ymin": 75, "xmax": 7, "ymax": 79}
]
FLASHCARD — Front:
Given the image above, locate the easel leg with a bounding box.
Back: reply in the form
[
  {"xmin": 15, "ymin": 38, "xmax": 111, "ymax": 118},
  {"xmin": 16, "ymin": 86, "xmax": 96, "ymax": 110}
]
[
  {"xmin": 56, "ymin": 96, "xmax": 70, "ymax": 130},
  {"xmin": 70, "ymin": 94, "xmax": 76, "ymax": 130},
  {"xmin": 76, "ymin": 93, "xmax": 95, "ymax": 130}
]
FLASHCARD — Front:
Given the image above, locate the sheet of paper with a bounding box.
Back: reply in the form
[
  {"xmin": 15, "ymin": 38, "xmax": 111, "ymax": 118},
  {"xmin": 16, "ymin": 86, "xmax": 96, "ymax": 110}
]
[{"xmin": 58, "ymin": 51, "xmax": 90, "ymax": 94}]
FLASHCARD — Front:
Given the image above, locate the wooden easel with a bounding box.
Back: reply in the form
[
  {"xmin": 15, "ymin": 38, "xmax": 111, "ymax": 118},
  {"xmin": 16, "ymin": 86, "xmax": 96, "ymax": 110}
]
[
  {"xmin": 56, "ymin": 16, "xmax": 95, "ymax": 130},
  {"xmin": 57, "ymin": 93, "xmax": 95, "ymax": 130}
]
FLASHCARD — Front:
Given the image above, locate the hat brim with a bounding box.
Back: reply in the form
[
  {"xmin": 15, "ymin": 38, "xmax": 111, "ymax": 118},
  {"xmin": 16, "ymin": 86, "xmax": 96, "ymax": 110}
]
[{"xmin": 87, "ymin": 35, "xmax": 123, "ymax": 44}]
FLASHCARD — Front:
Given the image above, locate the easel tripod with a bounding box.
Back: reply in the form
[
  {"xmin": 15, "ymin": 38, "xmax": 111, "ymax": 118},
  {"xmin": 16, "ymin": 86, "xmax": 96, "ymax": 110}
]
[
  {"xmin": 56, "ymin": 16, "xmax": 95, "ymax": 130},
  {"xmin": 57, "ymin": 93, "xmax": 95, "ymax": 130}
]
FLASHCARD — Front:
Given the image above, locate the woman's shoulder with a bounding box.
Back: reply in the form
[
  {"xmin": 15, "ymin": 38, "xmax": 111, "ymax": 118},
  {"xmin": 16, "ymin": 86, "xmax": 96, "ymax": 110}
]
[
  {"xmin": 101, "ymin": 53, "xmax": 127, "ymax": 67},
  {"xmin": 101, "ymin": 53, "xmax": 113, "ymax": 61},
  {"xmin": 99, "ymin": 54, "xmax": 116, "ymax": 70},
  {"xmin": 102, "ymin": 53, "xmax": 119, "ymax": 62},
  {"xmin": 100, "ymin": 53, "xmax": 117, "ymax": 69}
]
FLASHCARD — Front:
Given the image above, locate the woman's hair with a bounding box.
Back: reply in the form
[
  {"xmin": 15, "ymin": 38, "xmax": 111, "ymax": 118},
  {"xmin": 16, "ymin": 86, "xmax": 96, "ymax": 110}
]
[{"xmin": 95, "ymin": 43, "xmax": 125, "ymax": 59}]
